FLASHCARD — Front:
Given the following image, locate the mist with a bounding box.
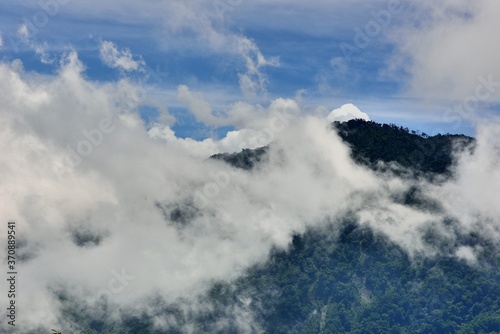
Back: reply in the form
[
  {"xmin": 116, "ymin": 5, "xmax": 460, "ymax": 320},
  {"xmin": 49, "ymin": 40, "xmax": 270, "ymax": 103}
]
[{"xmin": 0, "ymin": 52, "xmax": 499, "ymax": 333}]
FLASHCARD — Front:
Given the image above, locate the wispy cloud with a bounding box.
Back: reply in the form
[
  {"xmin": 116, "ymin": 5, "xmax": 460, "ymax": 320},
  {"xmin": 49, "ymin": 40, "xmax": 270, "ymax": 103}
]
[
  {"xmin": 99, "ymin": 40, "xmax": 145, "ymax": 72},
  {"xmin": 237, "ymin": 37, "xmax": 279, "ymax": 98}
]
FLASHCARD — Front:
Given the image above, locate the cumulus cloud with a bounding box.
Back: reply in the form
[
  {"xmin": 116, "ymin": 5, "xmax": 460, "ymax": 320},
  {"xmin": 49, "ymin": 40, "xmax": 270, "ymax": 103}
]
[
  {"xmin": 177, "ymin": 85, "xmax": 222, "ymax": 126},
  {"xmin": 148, "ymin": 126, "xmax": 263, "ymax": 159},
  {"xmin": 99, "ymin": 40, "xmax": 145, "ymax": 71},
  {"xmin": 0, "ymin": 52, "xmax": 499, "ymax": 332},
  {"xmin": 149, "ymin": 106, "xmax": 296, "ymax": 159},
  {"xmin": 0, "ymin": 53, "xmax": 378, "ymax": 331},
  {"xmin": 176, "ymin": 85, "xmax": 299, "ymax": 130},
  {"xmin": 327, "ymin": 103, "xmax": 370, "ymax": 122}
]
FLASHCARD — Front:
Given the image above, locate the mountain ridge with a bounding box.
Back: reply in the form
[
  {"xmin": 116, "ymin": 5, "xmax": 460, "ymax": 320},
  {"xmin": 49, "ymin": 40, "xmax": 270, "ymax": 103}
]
[
  {"xmin": 50, "ymin": 119, "xmax": 500, "ymax": 334},
  {"xmin": 211, "ymin": 119, "xmax": 475, "ymax": 177}
]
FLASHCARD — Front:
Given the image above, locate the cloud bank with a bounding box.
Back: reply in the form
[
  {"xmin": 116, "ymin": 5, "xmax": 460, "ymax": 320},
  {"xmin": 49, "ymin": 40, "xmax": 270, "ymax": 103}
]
[
  {"xmin": 391, "ymin": 0, "xmax": 500, "ymax": 104},
  {"xmin": 0, "ymin": 51, "xmax": 498, "ymax": 333}
]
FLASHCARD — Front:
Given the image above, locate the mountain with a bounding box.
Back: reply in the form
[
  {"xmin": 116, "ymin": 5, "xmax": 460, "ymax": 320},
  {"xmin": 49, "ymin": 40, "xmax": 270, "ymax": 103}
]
[
  {"xmin": 212, "ymin": 119, "xmax": 475, "ymax": 177},
  {"xmin": 55, "ymin": 120, "xmax": 500, "ymax": 334},
  {"xmin": 333, "ymin": 120, "xmax": 474, "ymax": 176},
  {"xmin": 211, "ymin": 146, "xmax": 269, "ymax": 171}
]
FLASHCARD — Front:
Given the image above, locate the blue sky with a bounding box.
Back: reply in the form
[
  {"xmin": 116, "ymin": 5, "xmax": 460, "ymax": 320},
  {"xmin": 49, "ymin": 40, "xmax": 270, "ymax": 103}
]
[{"xmin": 1, "ymin": 0, "xmax": 499, "ymax": 139}]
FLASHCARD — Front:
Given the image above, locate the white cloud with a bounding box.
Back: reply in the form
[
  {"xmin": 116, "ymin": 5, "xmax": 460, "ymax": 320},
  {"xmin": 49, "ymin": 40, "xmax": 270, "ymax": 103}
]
[
  {"xmin": 0, "ymin": 34, "xmax": 3, "ymax": 49},
  {"xmin": 456, "ymin": 246, "xmax": 478, "ymax": 265},
  {"xmin": 431, "ymin": 120, "xmax": 500, "ymax": 237},
  {"xmin": 41, "ymin": 0, "xmax": 278, "ymax": 97},
  {"xmin": 390, "ymin": 0, "xmax": 500, "ymax": 104},
  {"xmin": 327, "ymin": 103, "xmax": 370, "ymax": 122},
  {"xmin": 35, "ymin": 43, "xmax": 55, "ymax": 65},
  {"xmin": 149, "ymin": 97, "xmax": 301, "ymax": 158},
  {"xmin": 17, "ymin": 23, "xmax": 30, "ymax": 39},
  {"xmin": 236, "ymin": 37, "xmax": 279, "ymax": 98},
  {"xmin": 148, "ymin": 126, "xmax": 273, "ymax": 159},
  {"xmin": 177, "ymin": 84, "xmax": 222, "ymax": 126},
  {"xmin": 2, "ymin": 1, "xmax": 282, "ymax": 102},
  {"xmin": 0, "ymin": 54, "xmax": 386, "ymax": 331},
  {"xmin": 99, "ymin": 40, "xmax": 145, "ymax": 71},
  {"xmin": 0, "ymin": 49, "xmax": 499, "ymax": 333},
  {"xmin": 177, "ymin": 85, "xmax": 298, "ymax": 130}
]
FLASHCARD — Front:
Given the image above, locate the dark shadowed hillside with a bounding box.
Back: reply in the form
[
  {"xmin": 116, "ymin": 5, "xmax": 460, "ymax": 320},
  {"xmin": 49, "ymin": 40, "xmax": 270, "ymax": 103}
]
[
  {"xmin": 212, "ymin": 119, "xmax": 475, "ymax": 176},
  {"xmin": 333, "ymin": 120, "xmax": 474, "ymax": 175},
  {"xmin": 211, "ymin": 146, "xmax": 269, "ymax": 170}
]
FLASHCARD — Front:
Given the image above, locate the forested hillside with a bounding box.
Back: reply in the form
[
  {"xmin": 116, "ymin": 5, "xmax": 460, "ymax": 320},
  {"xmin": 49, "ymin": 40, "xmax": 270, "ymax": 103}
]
[
  {"xmin": 56, "ymin": 120, "xmax": 500, "ymax": 334},
  {"xmin": 213, "ymin": 119, "xmax": 474, "ymax": 177},
  {"xmin": 333, "ymin": 120, "xmax": 474, "ymax": 176}
]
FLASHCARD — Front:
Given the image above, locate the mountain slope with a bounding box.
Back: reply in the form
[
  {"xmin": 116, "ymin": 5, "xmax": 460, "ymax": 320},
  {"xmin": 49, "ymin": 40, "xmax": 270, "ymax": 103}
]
[
  {"xmin": 212, "ymin": 119, "xmax": 475, "ymax": 177},
  {"xmin": 333, "ymin": 120, "xmax": 474, "ymax": 176},
  {"xmin": 55, "ymin": 120, "xmax": 500, "ymax": 334}
]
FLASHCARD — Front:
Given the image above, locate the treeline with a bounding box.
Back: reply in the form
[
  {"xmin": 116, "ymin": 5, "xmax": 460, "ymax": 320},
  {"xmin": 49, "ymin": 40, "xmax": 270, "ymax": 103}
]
[
  {"xmin": 200, "ymin": 223, "xmax": 500, "ymax": 333},
  {"xmin": 333, "ymin": 119, "xmax": 474, "ymax": 176},
  {"xmin": 212, "ymin": 119, "xmax": 475, "ymax": 177}
]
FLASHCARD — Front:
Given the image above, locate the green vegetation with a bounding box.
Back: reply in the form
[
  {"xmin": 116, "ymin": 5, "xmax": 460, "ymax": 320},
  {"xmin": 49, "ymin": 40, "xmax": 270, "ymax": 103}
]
[
  {"xmin": 212, "ymin": 119, "xmax": 475, "ymax": 177},
  {"xmin": 211, "ymin": 146, "xmax": 269, "ymax": 170},
  {"xmin": 333, "ymin": 119, "xmax": 475, "ymax": 177},
  {"xmin": 199, "ymin": 224, "xmax": 500, "ymax": 333},
  {"xmin": 56, "ymin": 120, "xmax": 498, "ymax": 333},
  {"xmin": 54, "ymin": 222, "xmax": 500, "ymax": 333}
]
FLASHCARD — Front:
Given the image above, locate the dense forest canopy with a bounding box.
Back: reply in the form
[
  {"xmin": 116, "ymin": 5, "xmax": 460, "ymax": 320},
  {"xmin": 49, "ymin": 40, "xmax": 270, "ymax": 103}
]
[{"xmin": 213, "ymin": 119, "xmax": 475, "ymax": 177}]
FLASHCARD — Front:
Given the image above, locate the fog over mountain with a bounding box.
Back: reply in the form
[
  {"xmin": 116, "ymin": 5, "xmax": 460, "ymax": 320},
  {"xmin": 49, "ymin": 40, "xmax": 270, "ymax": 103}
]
[
  {"xmin": 0, "ymin": 54, "xmax": 499, "ymax": 332},
  {"xmin": 1, "ymin": 0, "xmax": 500, "ymax": 332}
]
